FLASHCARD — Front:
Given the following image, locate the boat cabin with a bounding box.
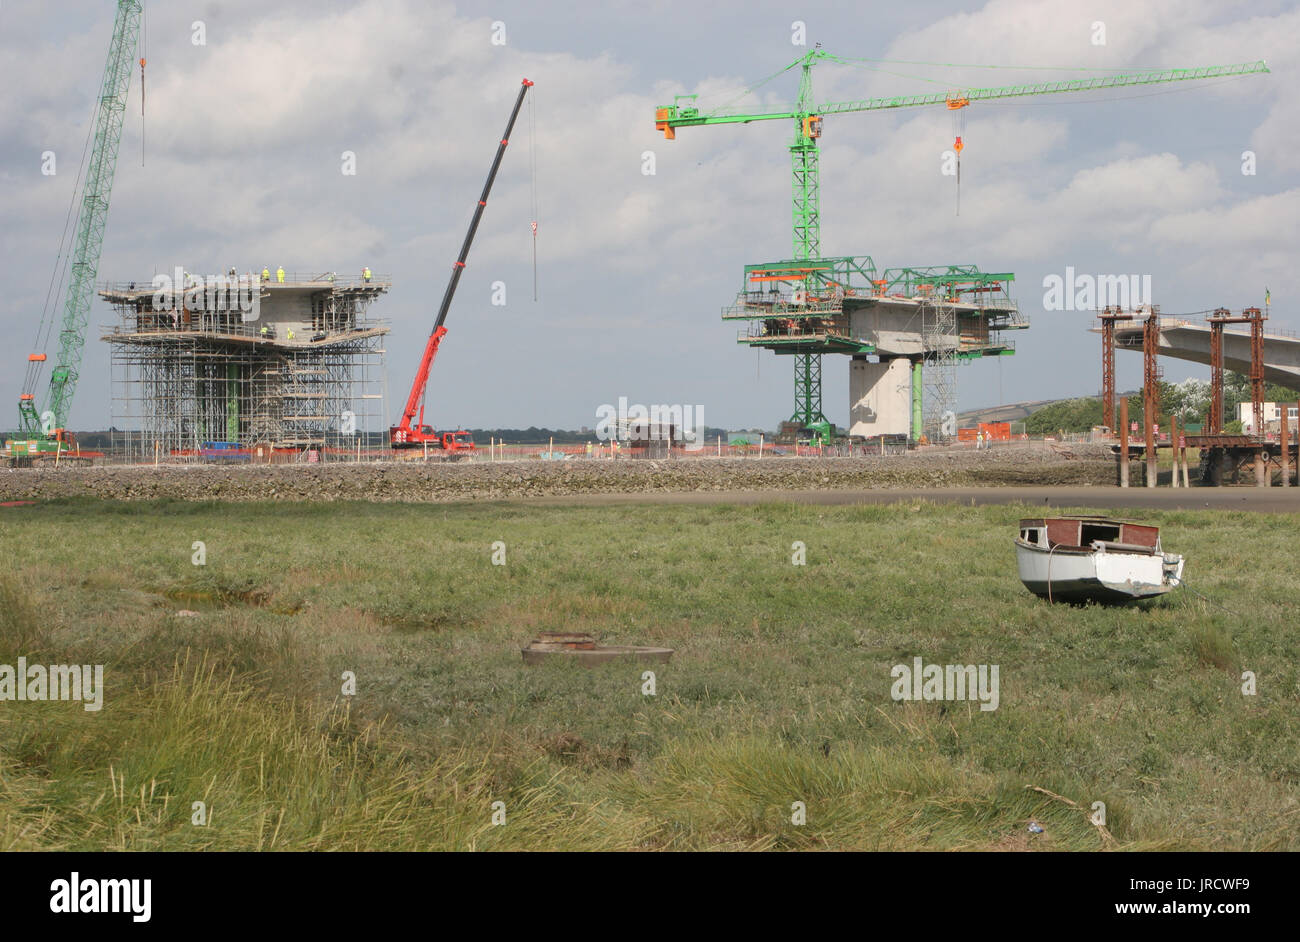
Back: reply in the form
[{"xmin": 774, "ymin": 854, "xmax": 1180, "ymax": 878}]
[{"xmin": 1018, "ymin": 516, "xmax": 1161, "ymax": 554}]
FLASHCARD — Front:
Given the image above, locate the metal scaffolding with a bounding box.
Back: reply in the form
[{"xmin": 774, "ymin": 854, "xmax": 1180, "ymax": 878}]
[
  {"xmin": 724, "ymin": 257, "xmax": 1024, "ymax": 439},
  {"xmin": 101, "ymin": 274, "xmax": 389, "ymax": 457},
  {"xmin": 920, "ymin": 293, "xmax": 958, "ymax": 442}
]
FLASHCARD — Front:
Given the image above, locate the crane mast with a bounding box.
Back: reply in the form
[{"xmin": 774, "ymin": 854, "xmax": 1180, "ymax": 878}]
[
  {"xmin": 18, "ymin": 0, "xmax": 143, "ymax": 443},
  {"xmin": 390, "ymin": 78, "xmax": 534, "ymax": 449}
]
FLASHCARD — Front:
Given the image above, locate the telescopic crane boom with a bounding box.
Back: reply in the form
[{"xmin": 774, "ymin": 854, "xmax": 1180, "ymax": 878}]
[{"xmin": 390, "ymin": 78, "xmax": 534, "ymax": 449}]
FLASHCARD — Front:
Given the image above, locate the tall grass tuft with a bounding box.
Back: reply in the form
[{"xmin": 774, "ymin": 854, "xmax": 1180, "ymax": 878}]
[{"xmin": 1190, "ymin": 625, "xmax": 1235, "ymax": 672}]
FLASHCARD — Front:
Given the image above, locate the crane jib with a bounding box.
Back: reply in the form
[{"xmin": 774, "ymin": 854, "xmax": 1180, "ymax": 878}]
[{"xmin": 431, "ymin": 80, "xmax": 533, "ymax": 334}]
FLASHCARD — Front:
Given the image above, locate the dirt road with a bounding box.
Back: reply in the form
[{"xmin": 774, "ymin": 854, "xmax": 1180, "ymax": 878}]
[{"xmin": 529, "ymin": 485, "xmax": 1300, "ymax": 513}]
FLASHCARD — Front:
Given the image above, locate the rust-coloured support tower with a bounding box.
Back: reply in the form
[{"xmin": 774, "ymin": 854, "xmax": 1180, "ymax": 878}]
[
  {"xmin": 1142, "ymin": 307, "xmax": 1161, "ymax": 486},
  {"xmin": 1207, "ymin": 306, "xmax": 1266, "ymax": 436},
  {"xmin": 1207, "ymin": 307, "xmax": 1230, "ymax": 433},
  {"xmin": 1098, "ymin": 306, "xmax": 1136, "ymax": 430},
  {"xmin": 1118, "ymin": 397, "xmax": 1130, "ymax": 487},
  {"xmin": 1282, "ymin": 400, "xmax": 1293, "ymax": 487},
  {"xmin": 1246, "ymin": 306, "xmax": 1266, "ymax": 438},
  {"xmin": 1169, "ymin": 414, "xmax": 1179, "ymax": 487}
]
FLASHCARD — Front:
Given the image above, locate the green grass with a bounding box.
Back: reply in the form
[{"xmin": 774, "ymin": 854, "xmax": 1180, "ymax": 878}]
[{"xmin": 0, "ymin": 497, "xmax": 1297, "ymax": 850}]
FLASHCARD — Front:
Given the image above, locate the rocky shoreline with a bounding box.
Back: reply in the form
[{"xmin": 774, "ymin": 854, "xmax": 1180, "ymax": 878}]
[{"xmin": 0, "ymin": 445, "xmax": 1115, "ymax": 503}]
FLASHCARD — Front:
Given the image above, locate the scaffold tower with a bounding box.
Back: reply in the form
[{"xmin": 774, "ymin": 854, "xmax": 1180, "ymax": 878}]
[{"xmin": 100, "ymin": 271, "xmax": 389, "ymax": 454}]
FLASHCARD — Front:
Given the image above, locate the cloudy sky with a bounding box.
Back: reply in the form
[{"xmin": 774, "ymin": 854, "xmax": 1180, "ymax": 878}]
[{"xmin": 1, "ymin": 0, "xmax": 1295, "ymax": 433}]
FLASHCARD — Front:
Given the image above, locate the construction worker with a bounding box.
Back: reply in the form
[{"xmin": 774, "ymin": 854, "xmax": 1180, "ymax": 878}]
[
  {"xmin": 262, "ymin": 267, "xmax": 270, "ymax": 283},
  {"xmin": 286, "ymin": 328, "xmax": 294, "ymax": 341},
  {"xmin": 276, "ymin": 266, "xmax": 285, "ymax": 284},
  {"xmin": 260, "ymin": 325, "xmax": 268, "ymax": 338},
  {"xmin": 362, "ymin": 266, "xmax": 372, "ymax": 283}
]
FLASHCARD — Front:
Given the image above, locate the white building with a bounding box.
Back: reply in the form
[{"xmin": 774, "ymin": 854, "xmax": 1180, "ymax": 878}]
[{"xmin": 1238, "ymin": 401, "xmax": 1299, "ymax": 435}]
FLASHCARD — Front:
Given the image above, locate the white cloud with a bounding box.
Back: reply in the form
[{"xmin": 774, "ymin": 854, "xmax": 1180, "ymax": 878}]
[{"xmin": 1, "ymin": 0, "xmax": 1294, "ymax": 429}]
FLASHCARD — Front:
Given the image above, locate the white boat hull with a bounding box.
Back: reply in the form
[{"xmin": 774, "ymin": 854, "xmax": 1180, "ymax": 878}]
[{"xmin": 1016, "ymin": 541, "xmax": 1184, "ymax": 603}]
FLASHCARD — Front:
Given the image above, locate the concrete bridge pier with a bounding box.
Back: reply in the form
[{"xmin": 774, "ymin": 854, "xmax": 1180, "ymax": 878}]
[{"xmin": 849, "ymin": 357, "xmax": 912, "ymax": 439}]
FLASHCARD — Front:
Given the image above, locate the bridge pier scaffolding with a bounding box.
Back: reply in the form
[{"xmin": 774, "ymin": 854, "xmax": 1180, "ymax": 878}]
[{"xmin": 726, "ymin": 258, "xmax": 1025, "ymax": 446}]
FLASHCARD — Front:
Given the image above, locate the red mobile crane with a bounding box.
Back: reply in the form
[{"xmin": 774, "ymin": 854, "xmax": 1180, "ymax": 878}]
[{"xmin": 389, "ymin": 78, "xmax": 534, "ymax": 453}]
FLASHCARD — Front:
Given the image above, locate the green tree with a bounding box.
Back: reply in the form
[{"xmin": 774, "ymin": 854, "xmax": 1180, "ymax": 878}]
[
  {"xmin": 1025, "ymin": 397, "xmax": 1104, "ymax": 435},
  {"xmin": 1164, "ymin": 378, "xmax": 1210, "ymax": 426},
  {"xmin": 1123, "ymin": 380, "xmax": 1176, "ymax": 432}
]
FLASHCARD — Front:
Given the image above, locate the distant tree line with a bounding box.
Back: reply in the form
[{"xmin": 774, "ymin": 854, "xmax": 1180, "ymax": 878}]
[{"xmin": 1024, "ymin": 398, "xmax": 1105, "ymax": 435}]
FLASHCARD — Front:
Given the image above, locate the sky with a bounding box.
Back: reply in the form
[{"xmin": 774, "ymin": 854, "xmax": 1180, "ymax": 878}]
[{"xmin": 1, "ymin": 0, "xmax": 1296, "ymax": 433}]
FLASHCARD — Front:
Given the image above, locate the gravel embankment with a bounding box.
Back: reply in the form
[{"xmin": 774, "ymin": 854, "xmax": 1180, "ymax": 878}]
[{"xmin": 0, "ymin": 444, "xmax": 1115, "ymax": 503}]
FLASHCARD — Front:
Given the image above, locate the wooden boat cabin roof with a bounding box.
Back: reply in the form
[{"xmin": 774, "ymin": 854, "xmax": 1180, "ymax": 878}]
[{"xmin": 1018, "ymin": 516, "xmax": 1160, "ymax": 552}]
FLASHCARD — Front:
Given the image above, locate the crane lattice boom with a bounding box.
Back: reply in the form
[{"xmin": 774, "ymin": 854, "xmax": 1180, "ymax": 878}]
[{"xmin": 18, "ymin": 0, "xmax": 142, "ymax": 441}]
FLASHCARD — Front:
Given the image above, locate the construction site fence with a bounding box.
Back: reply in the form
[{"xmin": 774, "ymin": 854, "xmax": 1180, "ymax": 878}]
[
  {"xmin": 21, "ymin": 433, "xmax": 1203, "ymax": 467},
  {"xmin": 63, "ymin": 443, "xmax": 897, "ymax": 464},
  {"xmin": 33, "ymin": 438, "xmax": 1022, "ymax": 466}
]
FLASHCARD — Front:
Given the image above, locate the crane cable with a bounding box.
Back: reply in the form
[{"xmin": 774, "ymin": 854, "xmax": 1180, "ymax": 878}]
[
  {"xmin": 26, "ymin": 81, "xmax": 99, "ymax": 397},
  {"xmin": 140, "ymin": 4, "xmax": 146, "ymax": 166},
  {"xmin": 529, "ymin": 88, "xmax": 539, "ymax": 301},
  {"xmin": 698, "ymin": 52, "xmax": 1162, "ymax": 117},
  {"xmin": 29, "ymin": 5, "xmax": 147, "ymax": 409},
  {"xmin": 951, "ymin": 101, "xmax": 966, "ymax": 216},
  {"xmin": 701, "ymin": 57, "xmax": 804, "ymax": 116}
]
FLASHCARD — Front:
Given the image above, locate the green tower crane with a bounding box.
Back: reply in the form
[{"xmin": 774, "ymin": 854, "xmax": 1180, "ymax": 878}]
[
  {"xmin": 15, "ymin": 0, "xmax": 143, "ymax": 452},
  {"xmin": 655, "ymin": 50, "xmax": 1270, "ymax": 427}
]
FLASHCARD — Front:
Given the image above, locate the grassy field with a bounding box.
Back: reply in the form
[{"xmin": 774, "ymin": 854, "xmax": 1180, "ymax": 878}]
[{"xmin": 1, "ymin": 497, "xmax": 1296, "ymax": 851}]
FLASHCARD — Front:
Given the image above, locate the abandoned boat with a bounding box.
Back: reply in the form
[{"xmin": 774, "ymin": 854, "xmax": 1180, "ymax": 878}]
[{"xmin": 1016, "ymin": 516, "xmax": 1184, "ymax": 603}]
